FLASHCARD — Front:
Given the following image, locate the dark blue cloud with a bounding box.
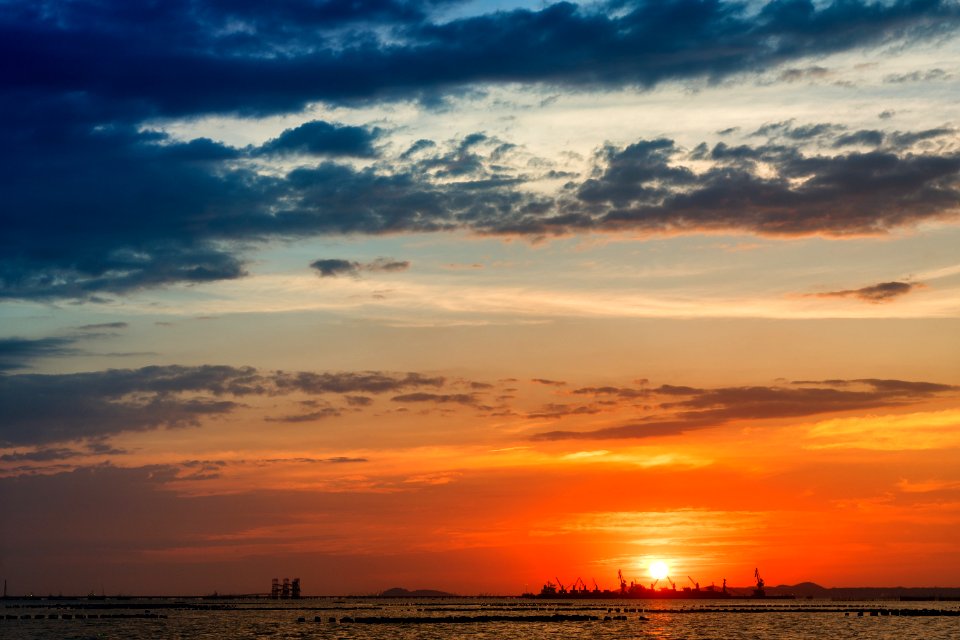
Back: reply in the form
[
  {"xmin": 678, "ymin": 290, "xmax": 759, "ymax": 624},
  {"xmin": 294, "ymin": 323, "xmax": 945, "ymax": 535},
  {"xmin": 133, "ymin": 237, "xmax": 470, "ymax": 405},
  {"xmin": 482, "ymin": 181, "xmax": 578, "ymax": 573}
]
[
  {"xmin": 2, "ymin": 113, "xmax": 958, "ymax": 299},
  {"xmin": 2, "ymin": 1, "xmax": 956, "ymax": 119},
  {"xmin": 551, "ymin": 134, "xmax": 960, "ymax": 238},
  {"xmin": 257, "ymin": 121, "xmax": 383, "ymax": 157},
  {"xmin": 0, "ymin": 337, "xmax": 81, "ymax": 371},
  {"xmin": 3, "ymin": 123, "xmax": 959, "ymax": 298},
  {"xmin": 0, "ymin": 120, "xmax": 259, "ymax": 298},
  {"xmin": 310, "ymin": 257, "xmax": 410, "ymax": 277},
  {"xmin": 833, "ymin": 130, "xmax": 886, "ymax": 147},
  {"xmin": 311, "ymin": 259, "xmax": 361, "ymax": 277},
  {"xmin": 0, "ymin": 113, "xmax": 537, "ymax": 298}
]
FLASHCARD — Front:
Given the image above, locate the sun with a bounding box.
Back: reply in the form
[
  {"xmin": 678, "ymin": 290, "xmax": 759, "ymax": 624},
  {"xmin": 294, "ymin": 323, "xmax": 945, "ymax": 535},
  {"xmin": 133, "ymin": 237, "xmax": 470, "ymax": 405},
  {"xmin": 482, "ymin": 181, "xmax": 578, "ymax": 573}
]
[{"xmin": 649, "ymin": 560, "xmax": 670, "ymax": 581}]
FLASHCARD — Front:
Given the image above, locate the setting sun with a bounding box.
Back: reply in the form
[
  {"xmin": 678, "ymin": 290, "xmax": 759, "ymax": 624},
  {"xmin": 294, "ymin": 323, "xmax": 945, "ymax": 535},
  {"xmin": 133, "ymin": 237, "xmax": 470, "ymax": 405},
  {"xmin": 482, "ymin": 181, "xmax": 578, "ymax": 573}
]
[{"xmin": 649, "ymin": 561, "xmax": 670, "ymax": 581}]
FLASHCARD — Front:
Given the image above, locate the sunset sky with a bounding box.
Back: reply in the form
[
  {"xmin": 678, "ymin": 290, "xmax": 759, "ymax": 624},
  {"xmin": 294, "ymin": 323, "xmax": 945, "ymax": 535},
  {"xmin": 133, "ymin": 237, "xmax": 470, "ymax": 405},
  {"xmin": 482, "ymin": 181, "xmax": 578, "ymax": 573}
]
[{"xmin": 1, "ymin": 0, "xmax": 959, "ymax": 596}]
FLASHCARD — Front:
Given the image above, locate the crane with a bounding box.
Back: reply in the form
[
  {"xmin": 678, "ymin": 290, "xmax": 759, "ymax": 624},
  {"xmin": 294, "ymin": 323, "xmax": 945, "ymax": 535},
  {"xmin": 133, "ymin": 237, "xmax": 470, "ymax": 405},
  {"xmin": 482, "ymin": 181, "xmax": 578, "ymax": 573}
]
[
  {"xmin": 617, "ymin": 569, "xmax": 627, "ymax": 594},
  {"xmin": 556, "ymin": 577, "xmax": 566, "ymax": 594},
  {"xmin": 592, "ymin": 578, "xmax": 600, "ymax": 593},
  {"xmin": 687, "ymin": 576, "xmax": 700, "ymax": 591},
  {"xmin": 650, "ymin": 578, "xmax": 659, "ymax": 590},
  {"xmin": 666, "ymin": 576, "xmax": 676, "ymax": 591},
  {"xmin": 753, "ymin": 568, "xmax": 766, "ymax": 597}
]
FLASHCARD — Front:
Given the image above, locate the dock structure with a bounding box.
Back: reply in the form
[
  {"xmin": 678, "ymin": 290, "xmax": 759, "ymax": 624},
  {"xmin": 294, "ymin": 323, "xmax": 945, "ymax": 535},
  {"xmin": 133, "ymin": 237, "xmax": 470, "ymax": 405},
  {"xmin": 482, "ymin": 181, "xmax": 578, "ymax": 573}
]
[{"xmin": 270, "ymin": 577, "xmax": 301, "ymax": 599}]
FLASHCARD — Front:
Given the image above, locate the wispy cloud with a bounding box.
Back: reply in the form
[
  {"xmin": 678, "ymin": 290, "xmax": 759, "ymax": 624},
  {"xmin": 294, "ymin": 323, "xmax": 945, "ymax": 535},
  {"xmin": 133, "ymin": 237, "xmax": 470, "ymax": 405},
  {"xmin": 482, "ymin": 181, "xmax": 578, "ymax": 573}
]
[
  {"xmin": 310, "ymin": 257, "xmax": 411, "ymax": 278},
  {"xmin": 807, "ymin": 281, "xmax": 924, "ymax": 303}
]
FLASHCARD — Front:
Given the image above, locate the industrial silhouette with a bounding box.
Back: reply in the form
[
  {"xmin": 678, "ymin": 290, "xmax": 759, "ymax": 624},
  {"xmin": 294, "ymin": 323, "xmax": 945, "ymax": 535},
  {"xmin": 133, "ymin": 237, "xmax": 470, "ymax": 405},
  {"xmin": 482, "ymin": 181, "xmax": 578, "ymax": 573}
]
[{"xmin": 270, "ymin": 577, "xmax": 301, "ymax": 599}]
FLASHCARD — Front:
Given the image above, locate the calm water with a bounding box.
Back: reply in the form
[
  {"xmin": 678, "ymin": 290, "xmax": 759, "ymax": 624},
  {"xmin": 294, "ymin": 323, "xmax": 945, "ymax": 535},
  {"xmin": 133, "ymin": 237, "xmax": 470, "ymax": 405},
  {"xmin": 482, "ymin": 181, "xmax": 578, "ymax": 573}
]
[{"xmin": 2, "ymin": 597, "xmax": 959, "ymax": 639}]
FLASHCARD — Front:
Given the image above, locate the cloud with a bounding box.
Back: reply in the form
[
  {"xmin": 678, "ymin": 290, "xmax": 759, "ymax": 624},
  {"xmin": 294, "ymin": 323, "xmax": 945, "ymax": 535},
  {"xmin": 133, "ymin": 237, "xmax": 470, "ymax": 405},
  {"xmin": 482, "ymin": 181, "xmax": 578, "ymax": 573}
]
[
  {"xmin": 0, "ymin": 336, "xmax": 81, "ymax": 371},
  {"xmin": 321, "ymin": 456, "xmax": 368, "ymax": 464},
  {"xmin": 391, "ymin": 392, "xmax": 477, "ymax": 405},
  {"xmin": 832, "ymin": 130, "xmax": 885, "ymax": 147},
  {"xmin": 310, "ymin": 259, "xmax": 360, "ymax": 278},
  {"xmin": 884, "ymin": 68, "xmax": 952, "ymax": 83},
  {"xmin": 527, "ymin": 403, "xmax": 602, "ymax": 419},
  {"xmin": 266, "ymin": 408, "xmax": 343, "ymax": 423},
  {"xmin": 531, "ymin": 378, "xmax": 567, "ymax": 386},
  {"xmin": 809, "ymin": 281, "xmax": 922, "ymax": 303},
  {"xmin": 0, "ymin": 366, "xmax": 253, "ymax": 446},
  {"xmin": 1, "ymin": 448, "xmax": 87, "ymax": 463},
  {"xmin": 794, "ymin": 378, "xmax": 955, "ymax": 394},
  {"xmin": 254, "ymin": 456, "xmax": 368, "ymax": 464},
  {"xmin": 532, "ymin": 379, "xmax": 957, "ymax": 440},
  {"xmin": 274, "ymin": 371, "xmax": 444, "ymax": 394},
  {"xmin": 4, "ymin": 0, "xmax": 955, "ymax": 119},
  {"xmin": 572, "ymin": 386, "xmax": 649, "ymax": 399},
  {"xmin": 777, "ymin": 65, "xmax": 832, "ymax": 83},
  {"xmin": 310, "ymin": 257, "xmax": 411, "ymax": 278},
  {"xmin": 0, "ymin": 440, "xmax": 126, "ymax": 463},
  {"xmin": 0, "ymin": 126, "xmax": 253, "ymax": 299},
  {"xmin": 0, "ymin": 365, "xmax": 452, "ymax": 446},
  {"xmin": 889, "ymin": 128, "xmax": 955, "ymax": 147},
  {"xmin": 77, "ymin": 322, "xmax": 130, "ymax": 330},
  {"xmin": 256, "ymin": 120, "xmax": 383, "ymax": 157},
  {"xmin": 554, "ymin": 136, "xmax": 960, "ymax": 238},
  {"xmin": 2, "ymin": 122, "xmax": 958, "ymax": 299}
]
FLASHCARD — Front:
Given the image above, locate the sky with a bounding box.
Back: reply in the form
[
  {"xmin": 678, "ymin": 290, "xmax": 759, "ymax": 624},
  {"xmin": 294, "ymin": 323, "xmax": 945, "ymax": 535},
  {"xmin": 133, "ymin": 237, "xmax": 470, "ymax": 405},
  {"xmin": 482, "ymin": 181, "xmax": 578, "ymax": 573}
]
[{"xmin": 1, "ymin": 0, "xmax": 959, "ymax": 597}]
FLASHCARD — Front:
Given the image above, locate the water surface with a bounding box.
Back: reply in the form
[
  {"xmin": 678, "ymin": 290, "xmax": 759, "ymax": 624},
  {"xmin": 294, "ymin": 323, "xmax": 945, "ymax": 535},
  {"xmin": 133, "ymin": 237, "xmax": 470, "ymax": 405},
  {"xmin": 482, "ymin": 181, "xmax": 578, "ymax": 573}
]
[{"xmin": 3, "ymin": 596, "xmax": 958, "ymax": 639}]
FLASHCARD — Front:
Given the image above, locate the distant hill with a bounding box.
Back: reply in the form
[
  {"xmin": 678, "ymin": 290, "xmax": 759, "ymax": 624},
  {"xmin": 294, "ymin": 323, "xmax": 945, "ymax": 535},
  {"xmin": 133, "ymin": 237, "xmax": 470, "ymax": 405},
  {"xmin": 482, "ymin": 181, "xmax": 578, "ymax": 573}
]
[{"xmin": 379, "ymin": 587, "xmax": 457, "ymax": 597}]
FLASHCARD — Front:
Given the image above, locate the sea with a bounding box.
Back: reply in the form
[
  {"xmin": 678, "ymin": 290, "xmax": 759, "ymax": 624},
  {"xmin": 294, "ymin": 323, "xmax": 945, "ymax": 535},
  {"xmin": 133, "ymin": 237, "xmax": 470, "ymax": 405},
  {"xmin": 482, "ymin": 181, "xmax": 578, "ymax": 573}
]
[{"xmin": 2, "ymin": 597, "xmax": 959, "ymax": 639}]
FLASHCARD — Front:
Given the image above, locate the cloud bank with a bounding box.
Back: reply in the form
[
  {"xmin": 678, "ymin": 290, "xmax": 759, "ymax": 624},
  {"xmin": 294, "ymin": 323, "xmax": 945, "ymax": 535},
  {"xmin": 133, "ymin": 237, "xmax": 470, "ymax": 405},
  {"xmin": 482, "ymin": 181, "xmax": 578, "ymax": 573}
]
[
  {"xmin": 534, "ymin": 379, "xmax": 957, "ymax": 440},
  {"xmin": 0, "ymin": 366, "xmax": 449, "ymax": 446},
  {"xmin": 5, "ymin": 0, "xmax": 956, "ymax": 116},
  {"xmin": 2, "ymin": 125, "xmax": 958, "ymax": 300},
  {"xmin": 3, "ymin": 1, "xmax": 960, "ymax": 300}
]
